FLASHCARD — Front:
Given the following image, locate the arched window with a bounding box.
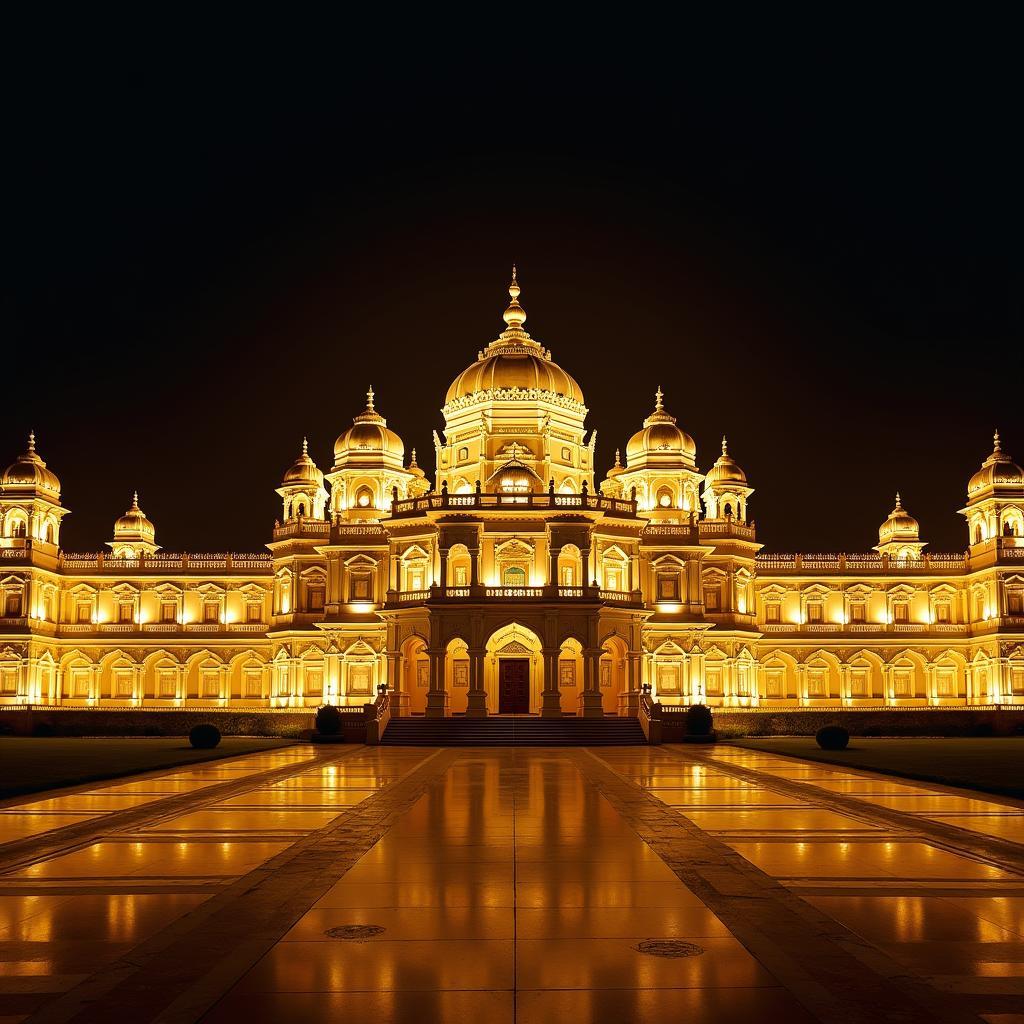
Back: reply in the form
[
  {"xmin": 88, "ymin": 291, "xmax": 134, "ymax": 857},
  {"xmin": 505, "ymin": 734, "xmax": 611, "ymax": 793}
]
[
  {"xmin": 502, "ymin": 565, "xmax": 527, "ymax": 587},
  {"xmin": 11, "ymin": 520, "xmax": 26, "ymax": 538},
  {"xmin": 723, "ymin": 502, "xmax": 733, "ymax": 517},
  {"xmin": 355, "ymin": 486, "xmax": 373, "ymax": 508},
  {"xmin": 974, "ymin": 525, "xmax": 983, "ymax": 544},
  {"xmin": 656, "ymin": 487, "xmax": 673, "ymax": 508},
  {"xmin": 45, "ymin": 522, "xmax": 55, "ymax": 544},
  {"xmin": 295, "ymin": 501, "xmax": 306, "ymax": 518}
]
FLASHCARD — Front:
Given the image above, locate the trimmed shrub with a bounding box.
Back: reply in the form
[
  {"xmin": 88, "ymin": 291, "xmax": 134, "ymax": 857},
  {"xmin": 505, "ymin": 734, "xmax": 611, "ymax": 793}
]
[
  {"xmin": 315, "ymin": 704, "xmax": 342, "ymax": 736},
  {"xmin": 189, "ymin": 723, "xmax": 221, "ymax": 749},
  {"xmin": 816, "ymin": 725, "xmax": 849, "ymax": 750},
  {"xmin": 686, "ymin": 704, "xmax": 713, "ymax": 736}
]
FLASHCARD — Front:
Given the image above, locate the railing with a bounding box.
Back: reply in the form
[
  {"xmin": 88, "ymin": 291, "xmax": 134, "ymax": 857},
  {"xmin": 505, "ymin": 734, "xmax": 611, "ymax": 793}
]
[
  {"xmin": 761, "ymin": 622, "xmax": 969, "ymax": 635},
  {"xmin": 395, "ymin": 590, "xmax": 432, "ymax": 603},
  {"xmin": 698, "ymin": 519, "xmax": 757, "ymax": 540},
  {"xmin": 484, "ymin": 586, "xmax": 545, "ymax": 599},
  {"xmin": 272, "ymin": 518, "xmax": 331, "ymax": 540},
  {"xmin": 57, "ymin": 552, "xmax": 274, "ymax": 573},
  {"xmin": 638, "ymin": 691, "xmax": 662, "ymax": 745},
  {"xmin": 365, "ymin": 690, "xmax": 391, "ymax": 745},
  {"xmin": 641, "ymin": 524, "xmax": 699, "ymax": 542},
  {"xmin": 389, "ymin": 491, "xmax": 638, "ymax": 517},
  {"xmin": 757, "ymin": 551, "xmax": 967, "ymax": 573}
]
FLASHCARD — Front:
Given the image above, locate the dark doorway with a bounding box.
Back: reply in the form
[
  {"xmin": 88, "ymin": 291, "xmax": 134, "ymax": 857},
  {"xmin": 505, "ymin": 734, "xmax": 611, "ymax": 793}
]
[{"xmin": 498, "ymin": 658, "xmax": 530, "ymax": 714}]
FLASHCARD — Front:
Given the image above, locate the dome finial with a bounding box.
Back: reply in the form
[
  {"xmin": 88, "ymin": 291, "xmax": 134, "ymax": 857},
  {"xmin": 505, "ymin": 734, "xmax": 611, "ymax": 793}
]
[
  {"xmin": 721, "ymin": 435, "xmax": 728, "ymax": 456},
  {"xmin": 130, "ymin": 490, "xmax": 141, "ymax": 511},
  {"xmin": 27, "ymin": 430, "xmax": 36, "ymax": 454},
  {"xmin": 502, "ymin": 266, "xmax": 526, "ymax": 328},
  {"xmin": 895, "ymin": 491, "xmax": 902, "ymax": 509},
  {"xmin": 302, "ymin": 436, "xmax": 309, "ymax": 457},
  {"xmin": 366, "ymin": 385, "xmax": 375, "ymax": 411},
  {"xmin": 410, "ymin": 447, "xmax": 418, "ymax": 467},
  {"xmin": 994, "ymin": 428, "xmax": 1002, "ymax": 453},
  {"xmin": 655, "ymin": 386, "xmax": 664, "ymax": 413},
  {"xmin": 614, "ymin": 448, "xmax": 622, "ymax": 468}
]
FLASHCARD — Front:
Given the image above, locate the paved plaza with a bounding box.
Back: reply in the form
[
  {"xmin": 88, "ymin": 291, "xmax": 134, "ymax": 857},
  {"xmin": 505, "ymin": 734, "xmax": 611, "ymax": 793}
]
[{"xmin": 1, "ymin": 743, "xmax": 1024, "ymax": 1023}]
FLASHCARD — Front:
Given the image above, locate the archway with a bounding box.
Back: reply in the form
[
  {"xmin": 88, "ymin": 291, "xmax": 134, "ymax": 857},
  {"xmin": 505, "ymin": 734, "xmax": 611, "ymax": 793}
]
[
  {"xmin": 445, "ymin": 637, "xmax": 470, "ymax": 714},
  {"xmin": 484, "ymin": 622, "xmax": 544, "ymax": 714},
  {"xmin": 400, "ymin": 634, "xmax": 429, "ymax": 715},
  {"xmin": 600, "ymin": 634, "xmax": 629, "ymax": 714}
]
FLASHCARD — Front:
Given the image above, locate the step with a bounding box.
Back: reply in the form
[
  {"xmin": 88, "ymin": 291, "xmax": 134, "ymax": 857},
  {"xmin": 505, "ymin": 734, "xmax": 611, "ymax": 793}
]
[{"xmin": 380, "ymin": 716, "xmax": 647, "ymax": 746}]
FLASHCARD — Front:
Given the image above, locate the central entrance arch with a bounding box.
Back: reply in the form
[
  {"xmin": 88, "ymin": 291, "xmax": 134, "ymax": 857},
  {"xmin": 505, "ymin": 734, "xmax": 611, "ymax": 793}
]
[{"xmin": 485, "ymin": 622, "xmax": 544, "ymax": 714}]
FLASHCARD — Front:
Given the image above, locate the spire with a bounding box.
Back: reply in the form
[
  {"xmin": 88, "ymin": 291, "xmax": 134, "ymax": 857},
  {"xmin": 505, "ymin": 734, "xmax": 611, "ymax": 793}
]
[
  {"xmin": 994, "ymin": 428, "xmax": 1002, "ymax": 453},
  {"xmin": 502, "ymin": 265, "xmax": 526, "ymax": 328},
  {"xmin": 130, "ymin": 490, "xmax": 140, "ymax": 511},
  {"xmin": 366, "ymin": 385, "xmax": 375, "ymax": 411},
  {"xmin": 654, "ymin": 386, "xmax": 664, "ymax": 413},
  {"xmin": 410, "ymin": 447, "xmax": 418, "ymax": 467},
  {"xmin": 614, "ymin": 448, "xmax": 622, "ymax": 468},
  {"xmin": 721, "ymin": 435, "xmax": 728, "ymax": 457},
  {"xmin": 27, "ymin": 430, "xmax": 36, "ymax": 454},
  {"xmin": 894, "ymin": 491, "xmax": 903, "ymax": 510},
  {"xmin": 301, "ymin": 436, "xmax": 309, "ymax": 457}
]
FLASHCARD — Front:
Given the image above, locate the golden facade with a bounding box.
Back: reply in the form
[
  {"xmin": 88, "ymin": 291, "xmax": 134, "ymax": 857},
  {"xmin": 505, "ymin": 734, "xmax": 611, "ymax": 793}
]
[{"xmin": 2, "ymin": 272, "xmax": 1023, "ymax": 717}]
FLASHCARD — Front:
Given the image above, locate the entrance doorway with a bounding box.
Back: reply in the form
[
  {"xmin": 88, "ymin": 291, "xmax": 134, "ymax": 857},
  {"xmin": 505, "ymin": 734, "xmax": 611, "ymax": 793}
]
[{"xmin": 498, "ymin": 658, "xmax": 530, "ymax": 714}]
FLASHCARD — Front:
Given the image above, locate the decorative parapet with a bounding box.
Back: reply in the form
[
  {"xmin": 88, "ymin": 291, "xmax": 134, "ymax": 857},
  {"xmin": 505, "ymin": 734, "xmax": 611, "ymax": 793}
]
[
  {"xmin": 56, "ymin": 552, "xmax": 274, "ymax": 573},
  {"xmin": 756, "ymin": 551, "xmax": 968, "ymax": 574}
]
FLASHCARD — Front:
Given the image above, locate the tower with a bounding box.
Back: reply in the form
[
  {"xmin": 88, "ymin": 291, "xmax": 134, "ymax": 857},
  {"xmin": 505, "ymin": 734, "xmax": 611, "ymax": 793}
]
[
  {"xmin": 0, "ymin": 432, "xmax": 68, "ymax": 548},
  {"xmin": 701, "ymin": 436, "xmax": 753, "ymax": 522},
  {"xmin": 107, "ymin": 492, "xmax": 159, "ymax": 557},
  {"xmin": 277, "ymin": 438, "xmax": 328, "ymax": 523},
  {"xmin": 874, "ymin": 493, "xmax": 926, "ymax": 560},
  {"xmin": 960, "ymin": 430, "xmax": 1024, "ymax": 547}
]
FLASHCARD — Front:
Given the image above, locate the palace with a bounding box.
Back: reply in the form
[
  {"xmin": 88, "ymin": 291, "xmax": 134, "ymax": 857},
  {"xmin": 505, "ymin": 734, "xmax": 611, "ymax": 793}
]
[{"xmin": 2, "ymin": 271, "xmax": 1023, "ymax": 721}]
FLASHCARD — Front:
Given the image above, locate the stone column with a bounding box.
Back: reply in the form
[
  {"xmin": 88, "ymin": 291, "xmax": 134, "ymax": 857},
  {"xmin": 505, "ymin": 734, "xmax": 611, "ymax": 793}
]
[
  {"xmin": 547, "ymin": 543, "xmax": 559, "ymax": 588},
  {"xmin": 425, "ymin": 648, "xmax": 448, "ymax": 717},
  {"xmin": 386, "ymin": 651, "xmax": 405, "ymax": 716},
  {"xmin": 540, "ymin": 648, "xmax": 562, "ymax": 717},
  {"xmin": 579, "ymin": 647, "xmax": 604, "ymax": 718},
  {"xmin": 465, "ymin": 646, "xmax": 487, "ymax": 717},
  {"xmin": 581, "ymin": 545, "xmax": 592, "ymax": 589}
]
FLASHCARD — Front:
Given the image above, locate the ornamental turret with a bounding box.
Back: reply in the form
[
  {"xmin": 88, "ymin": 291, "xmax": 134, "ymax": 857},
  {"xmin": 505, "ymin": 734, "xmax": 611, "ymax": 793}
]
[
  {"xmin": 960, "ymin": 430, "xmax": 1024, "ymax": 547},
  {"xmin": 701, "ymin": 436, "xmax": 753, "ymax": 522},
  {"xmin": 875, "ymin": 492, "xmax": 926, "ymax": 559},
  {"xmin": 0, "ymin": 432, "xmax": 68, "ymax": 547},
  {"xmin": 277, "ymin": 438, "xmax": 328, "ymax": 523},
  {"xmin": 108, "ymin": 492, "xmax": 159, "ymax": 557}
]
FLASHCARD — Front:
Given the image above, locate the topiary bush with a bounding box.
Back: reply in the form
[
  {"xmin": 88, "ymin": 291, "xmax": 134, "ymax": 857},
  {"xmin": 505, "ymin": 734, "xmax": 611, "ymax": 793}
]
[
  {"xmin": 315, "ymin": 704, "xmax": 342, "ymax": 736},
  {"xmin": 816, "ymin": 725, "xmax": 849, "ymax": 750},
  {"xmin": 686, "ymin": 704, "xmax": 713, "ymax": 736},
  {"xmin": 189, "ymin": 723, "xmax": 221, "ymax": 749}
]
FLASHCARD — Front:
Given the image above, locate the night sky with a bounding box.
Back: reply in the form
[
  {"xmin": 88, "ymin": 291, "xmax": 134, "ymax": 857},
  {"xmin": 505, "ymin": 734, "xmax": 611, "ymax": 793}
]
[{"xmin": 6, "ymin": 40, "xmax": 1021, "ymax": 554}]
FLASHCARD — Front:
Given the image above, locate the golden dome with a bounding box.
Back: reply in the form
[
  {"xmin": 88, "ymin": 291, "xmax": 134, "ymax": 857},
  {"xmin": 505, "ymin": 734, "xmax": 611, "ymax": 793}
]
[
  {"xmin": 114, "ymin": 492, "xmax": 156, "ymax": 542},
  {"xmin": 1, "ymin": 432, "xmax": 60, "ymax": 495},
  {"xmin": 968, "ymin": 430, "xmax": 1024, "ymax": 496},
  {"xmin": 606, "ymin": 448, "xmax": 625, "ymax": 478},
  {"xmin": 445, "ymin": 269, "xmax": 585, "ymax": 406},
  {"xmin": 625, "ymin": 388, "xmax": 696, "ymax": 467},
  {"xmin": 705, "ymin": 436, "xmax": 747, "ymax": 485},
  {"xmin": 407, "ymin": 448, "xmax": 426, "ymax": 480},
  {"xmin": 282, "ymin": 437, "xmax": 324, "ymax": 487},
  {"xmin": 878, "ymin": 492, "xmax": 920, "ymax": 542},
  {"xmin": 333, "ymin": 387, "xmax": 406, "ymax": 466}
]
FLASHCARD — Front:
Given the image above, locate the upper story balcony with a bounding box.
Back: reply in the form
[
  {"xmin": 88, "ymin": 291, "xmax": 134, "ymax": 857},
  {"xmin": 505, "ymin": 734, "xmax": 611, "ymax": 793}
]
[
  {"xmin": 55, "ymin": 552, "xmax": 274, "ymax": 575},
  {"xmin": 385, "ymin": 585, "xmax": 644, "ymax": 608},
  {"xmin": 388, "ymin": 491, "xmax": 638, "ymax": 519},
  {"xmin": 756, "ymin": 551, "xmax": 969, "ymax": 576}
]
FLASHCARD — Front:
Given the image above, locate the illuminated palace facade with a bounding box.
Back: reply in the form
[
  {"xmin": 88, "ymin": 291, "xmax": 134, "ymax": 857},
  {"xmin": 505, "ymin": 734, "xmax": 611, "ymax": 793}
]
[{"xmin": 2, "ymin": 273, "xmax": 1023, "ymax": 717}]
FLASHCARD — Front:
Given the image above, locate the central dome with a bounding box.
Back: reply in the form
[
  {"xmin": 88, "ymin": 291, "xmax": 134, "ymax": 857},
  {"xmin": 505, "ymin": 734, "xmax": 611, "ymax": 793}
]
[{"xmin": 445, "ymin": 270, "xmax": 585, "ymax": 406}]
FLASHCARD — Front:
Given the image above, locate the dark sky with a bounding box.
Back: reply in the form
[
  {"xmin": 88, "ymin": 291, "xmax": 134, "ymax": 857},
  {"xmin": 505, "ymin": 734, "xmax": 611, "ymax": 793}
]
[{"xmin": 5, "ymin": 35, "xmax": 1022, "ymax": 554}]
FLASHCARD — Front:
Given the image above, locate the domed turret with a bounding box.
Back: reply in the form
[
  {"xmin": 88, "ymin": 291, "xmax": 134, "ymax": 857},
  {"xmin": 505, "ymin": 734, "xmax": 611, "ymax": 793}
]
[
  {"xmin": 960, "ymin": 430, "xmax": 1024, "ymax": 546},
  {"xmin": 701, "ymin": 436, "xmax": 754, "ymax": 522},
  {"xmin": 333, "ymin": 387, "xmax": 406, "ymax": 469},
  {"xmin": 406, "ymin": 449, "xmax": 431, "ymax": 498},
  {"xmin": 282, "ymin": 437, "xmax": 324, "ymax": 488},
  {"xmin": 968, "ymin": 430, "xmax": 1024, "ymax": 497},
  {"xmin": 1, "ymin": 432, "xmax": 61, "ymax": 496},
  {"xmin": 875, "ymin": 492, "xmax": 926, "ymax": 558},
  {"xmin": 444, "ymin": 269, "xmax": 585, "ymax": 406},
  {"xmin": 277, "ymin": 437, "xmax": 328, "ymax": 523},
  {"xmin": 625, "ymin": 389, "xmax": 697, "ymax": 469},
  {"xmin": 108, "ymin": 492, "xmax": 159, "ymax": 557}
]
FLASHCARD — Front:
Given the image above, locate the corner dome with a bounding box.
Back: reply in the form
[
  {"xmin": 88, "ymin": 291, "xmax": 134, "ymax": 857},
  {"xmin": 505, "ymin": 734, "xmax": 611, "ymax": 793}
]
[
  {"xmin": 705, "ymin": 436, "xmax": 746, "ymax": 485},
  {"xmin": 113, "ymin": 492, "xmax": 156, "ymax": 543},
  {"xmin": 1, "ymin": 432, "xmax": 60, "ymax": 495},
  {"xmin": 878, "ymin": 493, "xmax": 919, "ymax": 542},
  {"xmin": 444, "ymin": 269, "xmax": 585, "ymax": 406},
  {"xmin": 625, "ymin": 389, "xmax": 696, "ymax": 467},
  {"xmin": 968, "ymin": 430, "xmax": 1024, "ymax": 497},
  {"xmin": 333, "ymin": 387, "xmax": 406, "ymax": 468},
  {"xmin": 282, "ymin": 438, "xmax": 324, "ymax": 487}
]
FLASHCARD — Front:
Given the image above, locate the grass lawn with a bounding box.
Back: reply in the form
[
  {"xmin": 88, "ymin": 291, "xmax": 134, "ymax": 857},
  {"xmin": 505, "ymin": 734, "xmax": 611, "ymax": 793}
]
[
  {"xmin": 0, "ymin": 737, "xmax": 298, "ymax": 800},
  {"xmin": 728, "ymin": 737, "xmax": 1024, "ymax": 799}
]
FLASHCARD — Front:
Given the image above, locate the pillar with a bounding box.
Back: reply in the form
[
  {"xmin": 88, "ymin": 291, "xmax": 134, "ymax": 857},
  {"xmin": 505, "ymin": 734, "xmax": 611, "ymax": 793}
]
[
  {"xmin": 425, "ymin": 648, "xmax": 448, "ymax": 717},
  {"xmin": 540, "ymin": 648, "xmax": 562, "ymax": 717},
  {"xmin": 465, "ymin": 647, "xmax": 487, "ymax": 717},
  {"xmin": 579, "ymin": 647, "xmax": 603, "ymax": 718}
]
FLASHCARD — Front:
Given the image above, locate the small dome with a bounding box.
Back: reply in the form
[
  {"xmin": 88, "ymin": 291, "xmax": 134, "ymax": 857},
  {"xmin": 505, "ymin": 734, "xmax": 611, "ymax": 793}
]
[
  {"xmin": 333, "ymin": 387, "xmax": 406, "ymax": 466},
  {"xmin": 705, "ymin": 436, "xmax": 747, "ymax": 485},
  {"xmin": 606, "ymin": 449, "xmax": 625, "ymax": 478},
  {"xmin": 968, "ymin": 430, "xmax": 1024, "ymax": 496},
  {"xmin": 625, "ymin": 389, "xmax": 696, "ymax": 466},
  {"xmin": 1, "ymin": 432, "xmax": 60, "ymax": 495},
  {"xmin": 486, "ymin": 452, "xmax": 540, "ymax": 494},
  {"xmin": 445, "ymin": 270, "xmax": 585, "ymax": 406},
  {"xmin": 878, "ymin": 493, "xmax": 919, "ymax": 542},
  {"xmin": 407, "ymin": 448, "xmax": 426, "ymax": 479},
  {"xmin": 114, "ymin": 492, "xmax": 156, "ymax": 542},
  {"xmin": 282, "ymin": 438, "xmax": 324, "ymax": 486}
]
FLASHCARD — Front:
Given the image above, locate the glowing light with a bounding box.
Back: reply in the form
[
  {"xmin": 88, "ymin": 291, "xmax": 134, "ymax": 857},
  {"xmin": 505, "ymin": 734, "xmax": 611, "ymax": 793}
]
[
  {"xmin": 659, "ymin": 493, "xmax": 671, "ymax": 507},
  {"xmin": 357, "ymin": 494, "xmax": 370, "ymax": 507}
]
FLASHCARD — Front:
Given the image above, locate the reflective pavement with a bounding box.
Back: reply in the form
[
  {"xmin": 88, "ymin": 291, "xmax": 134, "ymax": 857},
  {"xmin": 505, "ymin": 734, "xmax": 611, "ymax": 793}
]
[{"xmin": 2, "ymin": 743, "xmax": 1024, "ymax": 1022}]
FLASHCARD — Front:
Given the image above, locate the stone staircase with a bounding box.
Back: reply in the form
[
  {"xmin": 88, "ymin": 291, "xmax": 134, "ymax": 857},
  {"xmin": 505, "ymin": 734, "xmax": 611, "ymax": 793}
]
[{"xmin": 380, "ymin": 716, "xmax": 647, "ymax": 746}]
